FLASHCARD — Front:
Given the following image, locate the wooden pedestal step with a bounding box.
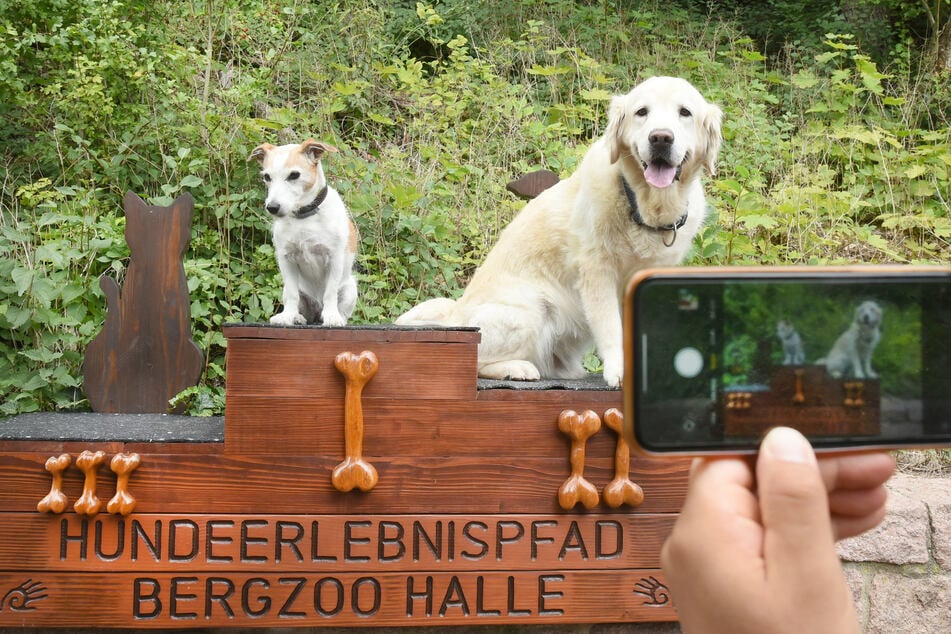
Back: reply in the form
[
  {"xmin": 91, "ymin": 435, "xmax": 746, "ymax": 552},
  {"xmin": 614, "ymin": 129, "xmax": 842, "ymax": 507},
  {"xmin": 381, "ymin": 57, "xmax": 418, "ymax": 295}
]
[{"xmin": 0, "ymin": 325, "xmax": 689, "ymax": 629}]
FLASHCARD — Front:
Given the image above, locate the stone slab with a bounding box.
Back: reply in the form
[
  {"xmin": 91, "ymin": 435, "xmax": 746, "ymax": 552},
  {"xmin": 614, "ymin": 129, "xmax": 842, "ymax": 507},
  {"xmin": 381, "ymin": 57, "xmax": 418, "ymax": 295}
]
[
  {"xmin": 888, "ymin": 473, "xmax": 951, "ymax": 568},
  {"xmin": 0, "ymin": 412, "xmax": 223, "ymax": 443},
  {"xmin": 867, "ymin": 571, "xmax": 951, "ymax": 633},
  {"xmin": 478, "ymin": 373, "xmax": 617, "ymax": 391},
  {"xmin": 837, "ymin": 475, "xmax": 931, "ymax": 565}
]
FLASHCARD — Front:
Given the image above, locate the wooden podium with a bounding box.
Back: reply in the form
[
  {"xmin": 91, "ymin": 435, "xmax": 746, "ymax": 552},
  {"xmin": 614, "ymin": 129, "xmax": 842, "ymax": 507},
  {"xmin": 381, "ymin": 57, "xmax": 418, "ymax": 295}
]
[{"xmin": 0, "ymin": 325, "xmax": 689, "ymax": 628}]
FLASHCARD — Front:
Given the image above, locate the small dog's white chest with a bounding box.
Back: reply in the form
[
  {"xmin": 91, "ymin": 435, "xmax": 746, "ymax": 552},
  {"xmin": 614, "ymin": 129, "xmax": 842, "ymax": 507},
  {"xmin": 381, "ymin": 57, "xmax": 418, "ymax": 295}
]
[{"xmin": 277, "ymin": 231, "xmax": 333, "ymax": 267}]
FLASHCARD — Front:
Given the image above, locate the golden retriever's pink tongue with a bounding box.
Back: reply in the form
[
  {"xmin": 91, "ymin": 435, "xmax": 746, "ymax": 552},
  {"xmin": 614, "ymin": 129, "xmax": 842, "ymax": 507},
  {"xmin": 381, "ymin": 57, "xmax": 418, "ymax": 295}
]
[{"xmin": 645, "ymin": 164, "xmax": 678, "ymax": 188}]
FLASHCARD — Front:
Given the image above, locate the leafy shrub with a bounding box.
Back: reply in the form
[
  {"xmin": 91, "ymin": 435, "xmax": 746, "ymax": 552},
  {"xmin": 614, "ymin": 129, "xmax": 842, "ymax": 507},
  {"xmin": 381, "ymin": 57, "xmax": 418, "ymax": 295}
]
[{"xmin": 0, "ymin": 1, "xmax": 947, "ymax": 416}]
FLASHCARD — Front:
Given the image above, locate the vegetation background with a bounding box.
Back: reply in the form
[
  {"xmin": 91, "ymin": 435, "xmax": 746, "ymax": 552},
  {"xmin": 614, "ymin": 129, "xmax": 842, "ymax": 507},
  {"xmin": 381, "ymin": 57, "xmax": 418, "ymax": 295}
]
[{"xmin": 1, "ymin": 0, "xmax": 949, "ymax": 417}]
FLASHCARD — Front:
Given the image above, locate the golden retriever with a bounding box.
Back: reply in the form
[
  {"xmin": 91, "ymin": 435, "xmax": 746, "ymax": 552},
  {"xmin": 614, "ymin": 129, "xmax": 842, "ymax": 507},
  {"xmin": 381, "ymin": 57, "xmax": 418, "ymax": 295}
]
[
  {"xmin": 820, "ymin": 300, "xmax": 883, "ymax": 379},
  {"xmin": 396, "ymin": 76, "xmax": 722, "ymax": 387}
]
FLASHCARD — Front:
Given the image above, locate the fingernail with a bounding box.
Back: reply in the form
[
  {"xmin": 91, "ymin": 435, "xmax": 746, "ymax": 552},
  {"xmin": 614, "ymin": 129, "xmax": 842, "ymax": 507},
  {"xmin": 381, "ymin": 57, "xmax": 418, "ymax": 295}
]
[{"xmin": 761, "ymin": 427, "xmax": 816, "ymax": 465}]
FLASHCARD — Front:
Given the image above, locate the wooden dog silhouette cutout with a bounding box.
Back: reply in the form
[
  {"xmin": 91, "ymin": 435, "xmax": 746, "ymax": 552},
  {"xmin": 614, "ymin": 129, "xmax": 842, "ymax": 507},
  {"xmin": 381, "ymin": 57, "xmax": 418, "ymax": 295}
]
[{"xmin": 83, "ymin": 191, "xmax": 203, "ymax": 413}]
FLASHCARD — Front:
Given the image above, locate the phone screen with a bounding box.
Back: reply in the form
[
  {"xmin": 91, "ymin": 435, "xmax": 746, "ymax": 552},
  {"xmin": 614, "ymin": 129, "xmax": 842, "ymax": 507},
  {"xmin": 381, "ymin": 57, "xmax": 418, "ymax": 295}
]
[{"xmin": 627, "ymin": 269, "xmax": 951, "ymax": 453}]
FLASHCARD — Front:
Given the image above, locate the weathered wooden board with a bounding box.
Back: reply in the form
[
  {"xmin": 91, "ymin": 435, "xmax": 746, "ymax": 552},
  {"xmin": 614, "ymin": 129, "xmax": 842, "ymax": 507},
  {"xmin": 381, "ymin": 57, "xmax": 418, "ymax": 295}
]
[
  {"xmin": 0, "ymin": 453, "xmax": 688, "ymax": 514},
  {"xmin": 225, "ymin": 325, "xmax": 480, "ymax": 402},
  {"xmin": 0, "ymin": 569, "xmax": 676, "ymax": 627},
  {"xmin": 0, "ymin": 513, "xmax": 674, "ymax": 572},
  {"xmin": 226, "ymin": 397, "xmax": 642, "ymax": 456},
  {"xmin": 0, "ymin": 324, "xmax": 690, "ymax": 628}
]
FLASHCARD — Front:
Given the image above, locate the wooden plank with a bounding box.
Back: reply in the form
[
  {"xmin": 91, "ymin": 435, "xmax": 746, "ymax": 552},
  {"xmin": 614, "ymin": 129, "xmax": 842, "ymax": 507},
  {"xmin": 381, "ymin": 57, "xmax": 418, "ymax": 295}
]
[
  {"xmin": 0, "ymin": 569, "xmax": 677, "ymax": 627},
  {"xmin": 223, "ymin": 324, "xmax": 480, "ymax": 344},
  {"xmin": 225, "ymin": 396, "xmax": 630, "ymax": 457},
  {"xmin": 225, "ymin": 339, "xmax": 477, "ymax": 401},
  {"xmin": 0, "ymin": 513, "xmax": 674, "ymax": 572},
  {"xmin": 0, "ymin": 453, "xmax": 689, "ymax": 514}
]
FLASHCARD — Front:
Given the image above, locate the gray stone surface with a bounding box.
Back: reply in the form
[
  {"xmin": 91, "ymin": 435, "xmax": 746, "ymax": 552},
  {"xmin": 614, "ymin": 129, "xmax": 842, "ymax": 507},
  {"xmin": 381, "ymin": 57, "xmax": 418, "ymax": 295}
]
[
  {"xmin": 837, "ymin": 478, "xmax": 930, "ymax": 564},
  {"xmin": 0, "ymin": 412, "xmax": 223, "ymax": 443},
  {"xmin": 888, "ymin": 474, "xmax": 951, "ymax": 568},
  {"xmin": 843, "ymin": 565, "xmax": 867, "ymax": 614},
  {"xmin": 478, "ymin": 374, "xmax": 617, "ymax": 391},
  {"xmin": 866, "ymin": 572, "xmax": 951, "ymax": 634}
]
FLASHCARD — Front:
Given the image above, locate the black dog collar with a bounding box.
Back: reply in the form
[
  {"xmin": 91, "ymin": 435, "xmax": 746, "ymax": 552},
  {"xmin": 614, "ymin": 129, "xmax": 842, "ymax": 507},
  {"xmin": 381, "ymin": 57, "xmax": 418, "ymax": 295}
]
[
  {"xmin": 621, "ymin": 176, "xmax": 687, "ymax": 247},
  {"xmin": 294, "ymin": 185, "xmax": 329, "ymax": 219}
]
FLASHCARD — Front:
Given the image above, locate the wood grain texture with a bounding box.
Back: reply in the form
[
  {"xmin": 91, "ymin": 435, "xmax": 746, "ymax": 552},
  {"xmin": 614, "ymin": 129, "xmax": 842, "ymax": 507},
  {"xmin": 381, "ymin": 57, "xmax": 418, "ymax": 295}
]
[
  {"xmin": 0, "ymin": 513, "xmax": 675, "ymax": 572},
  {"xmin": 82, "ymin": 192, "xmax": 203, "ymax": 413},
  {"xmin": 0, "ymin": 569, "xmax": 676, "ymax": 627},
  {"xmin": 506, "ymin": 169, "xmax": 561, "ymax": 200},
  {"xmin": 225, "ymin": 339, "xmax": 477, "ymax": 401},
  {"xmin": 224, "ymin": 324, "xmax": 480, "ymax": 343},
  {"xmin": 224, "ymin": 396, "xmax": 633, "ymax": 457},
  {"xmin": 0, "ymin": 453, "xmax": 689, "ymax": 514}
]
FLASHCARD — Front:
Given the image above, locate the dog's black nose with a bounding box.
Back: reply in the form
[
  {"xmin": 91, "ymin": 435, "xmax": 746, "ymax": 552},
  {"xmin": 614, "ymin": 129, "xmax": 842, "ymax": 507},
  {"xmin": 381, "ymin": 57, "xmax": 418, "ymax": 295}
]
[
  {"xmin": 649, "ymin": 129, "xmax": 674, "ymax": 147},
  {"xmin": 266, "ymin": 204, "xmax": 281, "ymax": 215}
]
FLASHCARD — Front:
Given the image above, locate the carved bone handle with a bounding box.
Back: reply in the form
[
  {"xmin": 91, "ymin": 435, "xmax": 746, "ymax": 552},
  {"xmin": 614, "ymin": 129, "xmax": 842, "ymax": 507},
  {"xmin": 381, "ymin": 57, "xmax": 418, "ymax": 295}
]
[
  {"xmin": 107, "ymin": 452, "xmax": 141, "ymax": 516},
  {"xmin": 601, "ymin": 408, "xmax": 645, "ymax": 508},
  {"xmin": 37, "ymin": 453, "xmax": 72, "ymax": 514},
  {"xmin": 73, "ymin": 450, "xmax": 107, "ymax": 517},
  {"xmin": 332, "ymin": 351, "xmax": 379, "ymax": 492},
  {"xmin": 557, "ymin": 409, "xmax": 601, "ymax": 510}
]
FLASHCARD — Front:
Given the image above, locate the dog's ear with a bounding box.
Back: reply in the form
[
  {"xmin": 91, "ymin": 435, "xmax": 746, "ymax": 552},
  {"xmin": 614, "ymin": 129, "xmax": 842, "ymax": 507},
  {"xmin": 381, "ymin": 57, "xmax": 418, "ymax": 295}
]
[
  {"xmin": 301, "ymin": 139, "xmax": 339, "ymax": 163},
  {"xmin": 699, "ymin": 103, "xmax": 723, "ymax": 176},
  {"xmin": 248, "ymin": 143, "xmax": 273, "ymax": 163},
  {"xmin": 605, "ymin": 95, "xmax": 628, "ymax": 165}
]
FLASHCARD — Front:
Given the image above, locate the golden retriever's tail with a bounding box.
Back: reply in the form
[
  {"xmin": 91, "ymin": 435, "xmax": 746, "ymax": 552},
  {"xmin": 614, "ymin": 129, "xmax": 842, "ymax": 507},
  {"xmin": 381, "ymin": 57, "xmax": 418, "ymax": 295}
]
[{"xmin": 394, "ymin": 297, "xmax": 460, "ymax": 326}]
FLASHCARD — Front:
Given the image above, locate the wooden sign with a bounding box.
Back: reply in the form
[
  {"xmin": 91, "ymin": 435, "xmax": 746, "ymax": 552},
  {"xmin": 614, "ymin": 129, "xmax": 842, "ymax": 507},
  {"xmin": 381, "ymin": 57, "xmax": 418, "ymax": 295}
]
[
  {"xmin": 0, "ymin": 325, "xmax": 689, "ymax": 628},
  {"xmin": 82, "ymin": 192, "xmax": 203, "ymax": 413}
]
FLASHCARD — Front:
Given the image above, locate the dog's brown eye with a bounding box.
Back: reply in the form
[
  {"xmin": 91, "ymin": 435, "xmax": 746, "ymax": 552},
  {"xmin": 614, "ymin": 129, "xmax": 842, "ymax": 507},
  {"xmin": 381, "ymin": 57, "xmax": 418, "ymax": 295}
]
[
  {"xmin": 679, "ymin": 107, "xmax": 692, "ymax": 117},
  {"xmin": 262, "ymin": 173, "xmax": 271, "ymax": 182},
  {"xmin": 635, "ymin": 107, "xmax": 648, "ymax": 117},
  {"xmin": 287, "ymin": 171, "xmax": 300, "ymax": 181}
]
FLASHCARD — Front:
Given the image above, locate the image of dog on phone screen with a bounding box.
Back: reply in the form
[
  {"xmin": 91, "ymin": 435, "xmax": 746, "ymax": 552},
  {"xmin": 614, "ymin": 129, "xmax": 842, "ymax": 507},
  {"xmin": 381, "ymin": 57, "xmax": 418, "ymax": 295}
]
[
  {"xmin": 820, "ymin": 300, "xmax": 883, "ymax": 379},
  {"xmin": 397, "ymin": 76, "xmax": 722, "ymax": 387}
]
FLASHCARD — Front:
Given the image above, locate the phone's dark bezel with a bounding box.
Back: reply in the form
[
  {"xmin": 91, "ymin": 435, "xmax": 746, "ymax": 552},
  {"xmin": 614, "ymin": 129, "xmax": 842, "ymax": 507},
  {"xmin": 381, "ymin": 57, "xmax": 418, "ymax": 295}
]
[{"xmin": 622, "ymin": 265, "xmax": 951, "ymax": 455}]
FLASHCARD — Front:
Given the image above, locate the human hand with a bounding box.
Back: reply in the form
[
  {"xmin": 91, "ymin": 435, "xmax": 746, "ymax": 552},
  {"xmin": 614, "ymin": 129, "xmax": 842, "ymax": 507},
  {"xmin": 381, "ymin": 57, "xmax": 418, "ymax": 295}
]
[{"xmin": 661, "ymin": 426, "xmax": 895, "ymax": 634}]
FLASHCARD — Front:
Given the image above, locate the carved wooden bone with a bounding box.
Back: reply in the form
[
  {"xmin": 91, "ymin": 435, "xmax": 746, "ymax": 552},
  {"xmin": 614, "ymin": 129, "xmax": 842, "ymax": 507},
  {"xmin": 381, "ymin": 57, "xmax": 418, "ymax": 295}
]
[
  {"xmin": 601, "ymin": 408, "xmax": 645, "ymax": 508},
  {"xmin": 107, "ymin": 452, "xmax": 141, "ymax": 516},
  {"xmin": 73, "ymin": 450, "xmax": 107, "ymax": 517},
  {"xmin": 37, "ymin": 454, "xmax": 72, "ymax": 514},
  {"xmin": 332, "ymin": 351, "xmax": 379, "ymax": 492},
  {"xmin": 557, "ymin": 410, "xmax": 601, "ymax": 510}
]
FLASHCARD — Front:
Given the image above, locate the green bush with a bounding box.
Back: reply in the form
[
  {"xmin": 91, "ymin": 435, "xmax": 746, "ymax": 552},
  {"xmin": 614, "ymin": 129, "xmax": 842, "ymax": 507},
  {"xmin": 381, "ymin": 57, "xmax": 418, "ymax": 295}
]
[{"xmin": 1, "ymin": 1, "xmax": 948, "ymax": 416}]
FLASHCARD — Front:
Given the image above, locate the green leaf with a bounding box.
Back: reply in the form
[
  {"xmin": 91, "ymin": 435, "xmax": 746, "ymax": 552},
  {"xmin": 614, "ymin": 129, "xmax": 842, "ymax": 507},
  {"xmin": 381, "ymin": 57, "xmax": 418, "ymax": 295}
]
[
  {"xmin": 791, "ymin": 71, "xmax": 818, "ymax": 89},
  {"xmin": 180, "ymin": 175, "xmax": 202, "ymax": 188},
  {"xmin": 736, "ymin": 214, "xmax": 778, "ymax": 229},
  {"xmin": 11, "ymin": 267, "xmax": 32, "ymax": 296},
  {"xmin": 579, "ymin": 88, "xmax": 611, "ymax": 101}
]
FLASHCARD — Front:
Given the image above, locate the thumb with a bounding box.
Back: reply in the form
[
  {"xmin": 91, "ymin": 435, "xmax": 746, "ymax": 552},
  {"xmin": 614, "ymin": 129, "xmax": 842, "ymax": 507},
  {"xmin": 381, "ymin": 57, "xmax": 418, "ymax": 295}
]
[{"xmin": 757, "ymin": 427, "xmax": 844, "ymax": 588}]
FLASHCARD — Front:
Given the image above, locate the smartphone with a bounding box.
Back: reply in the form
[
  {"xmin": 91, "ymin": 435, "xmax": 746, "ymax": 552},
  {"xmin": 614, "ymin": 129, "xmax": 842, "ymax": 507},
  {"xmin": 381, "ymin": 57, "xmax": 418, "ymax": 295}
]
[{"xmin": 622, "ymin": 265, "xmax": 951, "ymax": 454}]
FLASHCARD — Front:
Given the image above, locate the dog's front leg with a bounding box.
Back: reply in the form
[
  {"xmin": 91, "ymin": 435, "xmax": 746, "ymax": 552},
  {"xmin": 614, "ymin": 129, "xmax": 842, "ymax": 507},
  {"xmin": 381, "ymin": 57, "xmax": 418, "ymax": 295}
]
[
  {"xmin": 318, "ymin": 253, "xmax": 348, "ymax": 327},
  {"xmin": 579, "ymin": 266, "xmax": 623, "ymax": 387},
  {"xmin": 271, "ymin": 255, "xmax": 307, "ymax": 326}
]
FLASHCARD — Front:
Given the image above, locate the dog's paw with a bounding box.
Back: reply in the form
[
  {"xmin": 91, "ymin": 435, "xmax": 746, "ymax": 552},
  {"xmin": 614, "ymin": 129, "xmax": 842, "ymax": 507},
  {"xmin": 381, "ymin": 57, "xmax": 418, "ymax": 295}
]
[
  {"xmin": 602, "ymin": 360, "xmax": 623, "ymax": 388},
  {"xmin": 321, "ymin": 310, "xmax": 347, "ymax": 327},
  {"xmin": 270, "ymin": 312, "xmax": 305, "ymax": 326},
  {"xmin": 479, "ymin": 360, "xmax": 541, "ymax": 381}
]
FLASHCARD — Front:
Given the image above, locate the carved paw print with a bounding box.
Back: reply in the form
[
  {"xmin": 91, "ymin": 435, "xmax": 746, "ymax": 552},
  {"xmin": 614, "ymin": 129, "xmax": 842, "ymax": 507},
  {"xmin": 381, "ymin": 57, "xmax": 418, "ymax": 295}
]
[
  {"xmin": 1, "ymin": 579, "xmax": 48, "ymax": 612},
  {"xmin": 633, "ymin": 576, "xmax": 670, "ymax": 607}
]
